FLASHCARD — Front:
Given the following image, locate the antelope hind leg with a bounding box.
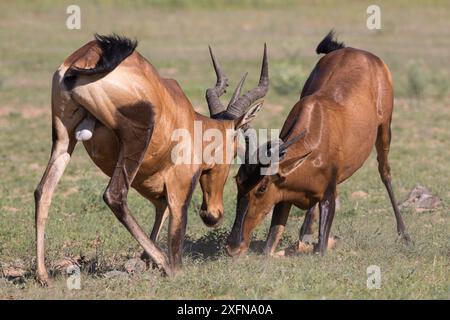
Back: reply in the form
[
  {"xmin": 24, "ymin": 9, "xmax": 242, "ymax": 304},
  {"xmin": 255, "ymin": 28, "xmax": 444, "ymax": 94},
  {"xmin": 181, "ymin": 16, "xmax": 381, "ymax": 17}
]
[
  {"xmin": 34, "ymin": 107, "xmax": 85, "ymax": 285},
  {"xmin": 376, "ymin": 119, "xmax": 412, "ymax": 244}
]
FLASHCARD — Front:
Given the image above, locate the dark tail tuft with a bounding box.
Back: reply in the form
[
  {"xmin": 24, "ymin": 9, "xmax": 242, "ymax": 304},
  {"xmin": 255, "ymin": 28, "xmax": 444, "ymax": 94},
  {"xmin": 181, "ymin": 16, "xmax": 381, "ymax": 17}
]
[
  {"xmin": 64, "ymin": 34, "xmax": 138, "ymax": 89},
  {"xmin": 315, "ymin": 30, "xmax": 345, "ymax": 55}
]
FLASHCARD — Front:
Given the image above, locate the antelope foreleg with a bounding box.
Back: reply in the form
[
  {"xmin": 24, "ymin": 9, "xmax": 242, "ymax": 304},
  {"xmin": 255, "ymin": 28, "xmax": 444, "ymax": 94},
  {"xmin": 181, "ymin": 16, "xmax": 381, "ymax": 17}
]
[
  {"xmin": 299, "ymin": 205, "xmax": 317, "ymax": 242},
  {"xmin": 102, "ymin": 101, "xmax": 174, "ymax": 275},
  {"xmin": 263, "ymin": 202, "xmax": 291, "ymax": 256},
  {"xmin": 166, "ymin": 170, "xmax": 201, "ymax": 273},
  {"xmin": 140, "ymin": 201, "xmax": 169, "ymax": 264},
  {"xmin": 317, "ymin": 184, "xmax": 337, "ymax": 255}
]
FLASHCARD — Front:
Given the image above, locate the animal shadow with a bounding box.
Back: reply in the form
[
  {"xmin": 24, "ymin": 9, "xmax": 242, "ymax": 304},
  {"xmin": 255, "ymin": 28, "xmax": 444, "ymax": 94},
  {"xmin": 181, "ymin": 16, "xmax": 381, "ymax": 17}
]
[
  {"xmin": 184, "ymin": 228, "xmax": 229, "ymax": 261},
  {"xmin": 183, "ymin": 228, "xmax": 268, "ymax": 261}
]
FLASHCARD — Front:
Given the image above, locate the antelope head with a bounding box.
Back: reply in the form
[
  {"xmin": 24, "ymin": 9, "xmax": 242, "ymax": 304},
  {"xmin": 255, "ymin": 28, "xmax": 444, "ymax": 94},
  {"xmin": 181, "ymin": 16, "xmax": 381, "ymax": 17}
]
[
  {"xmin": 226, "ymin": 131, "xmax": 310, "ymax": 256},
  {"xmin": 198, "ymin": 44, "xmax": 269, "ymax": 228}
]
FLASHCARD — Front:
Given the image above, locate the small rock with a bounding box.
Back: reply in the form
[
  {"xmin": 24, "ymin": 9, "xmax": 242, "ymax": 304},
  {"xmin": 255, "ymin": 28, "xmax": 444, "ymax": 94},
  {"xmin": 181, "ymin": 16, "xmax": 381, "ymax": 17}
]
[
  {"xmin": 124, "ymin": 258, "xmax": 146, "ymax": 275},
  {"xmin": 351, "ymin": 190, "xmax": 368, "ymax": 200},
  {"xmin": 52, "ymin": 255, "xmax": 83, "ymax": 272},
  {"xmin": 415, "ymin": 196, "xmax": 441, "ymax": 211},
  {"xmin": 275, "ymin": 236, "xmax": 339, "ymax": 257},
  {"xmin": 275, "ymin": 241, "xmax": 314, "ymax": 256},
  {"xmin": 399, "ymin": 185, "xmax": 440, "ymax": 211},
  {"xmin": 1, "ymin": 266, "xmax": 27, "ymax": 278},
  {"xmin": 1, "ymin": 259, "xmax": 27, "ymax": 279},
  {"xmin": 103, "ymin": 270, "xmax": 129, "ymax": 279}
]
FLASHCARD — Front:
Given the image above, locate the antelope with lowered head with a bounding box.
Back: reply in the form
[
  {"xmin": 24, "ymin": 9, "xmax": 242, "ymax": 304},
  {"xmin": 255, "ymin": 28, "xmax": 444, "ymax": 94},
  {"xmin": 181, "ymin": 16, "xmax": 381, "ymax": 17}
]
[
  {"xmin": 227, "ymin": 31, "xmax": 411, "ymax": 258},
  {"xmin": 34, "ymin": 34, "xmax": 268, "ymax": 285}
]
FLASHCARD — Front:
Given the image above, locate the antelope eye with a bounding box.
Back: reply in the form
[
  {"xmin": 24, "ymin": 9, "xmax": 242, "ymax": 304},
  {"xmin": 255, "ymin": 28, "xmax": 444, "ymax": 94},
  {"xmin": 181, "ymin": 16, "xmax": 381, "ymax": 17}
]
[{"xmin": 256, "ymin": 184, "xmax": 268, "ymax": 195}]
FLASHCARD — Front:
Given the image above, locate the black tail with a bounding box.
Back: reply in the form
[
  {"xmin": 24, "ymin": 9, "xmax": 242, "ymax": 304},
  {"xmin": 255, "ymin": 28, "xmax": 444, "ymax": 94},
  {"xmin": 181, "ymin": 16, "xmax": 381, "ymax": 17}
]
[
  {"xmin": 64, "ymin": 34, "xmax": 138, "ymax": 90},
  {"xmin": 316, "ymin": 30, "xmax": 345, "ymax": 55}
]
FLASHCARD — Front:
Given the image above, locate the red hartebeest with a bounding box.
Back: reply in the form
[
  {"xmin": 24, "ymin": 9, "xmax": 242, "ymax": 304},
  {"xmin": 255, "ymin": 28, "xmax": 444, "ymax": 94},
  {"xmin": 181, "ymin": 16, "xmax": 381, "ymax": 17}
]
[
  {"xmin": 34, "ymin": 34, "xmax": 268, "ymax": 285},
  {"xmin": 227, "ymin": 31, "xmax": 411, "ymax": 258}
]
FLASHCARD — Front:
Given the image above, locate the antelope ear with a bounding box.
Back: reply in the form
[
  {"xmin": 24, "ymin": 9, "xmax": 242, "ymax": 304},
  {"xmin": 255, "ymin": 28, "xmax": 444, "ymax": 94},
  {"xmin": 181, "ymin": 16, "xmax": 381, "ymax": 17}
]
[
  {"xmin": 276, "ymin": 152, "xmax": 311, "ymax": 178},
  {"xmin": 234, "ymin": 102, "xmax": 263, "ymax": 129}
]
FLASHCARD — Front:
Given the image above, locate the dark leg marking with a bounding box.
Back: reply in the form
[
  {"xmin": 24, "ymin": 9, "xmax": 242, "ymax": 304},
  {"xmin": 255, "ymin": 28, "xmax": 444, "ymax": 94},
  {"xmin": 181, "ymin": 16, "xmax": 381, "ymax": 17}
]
[
  {"xmin": 299, "ymin": 205, "xmax": 317, "ymax": 242},
  {"xmin": 317, "ymin": 170, "xmax": 337, "ymax": 255}
]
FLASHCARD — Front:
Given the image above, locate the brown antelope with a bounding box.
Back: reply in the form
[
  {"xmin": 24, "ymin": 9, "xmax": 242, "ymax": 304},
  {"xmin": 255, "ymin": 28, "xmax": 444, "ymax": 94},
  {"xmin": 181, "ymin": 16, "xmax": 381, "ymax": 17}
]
[
  {"xmin": 34, "ymin": 34, "xmax": 268, "ymax": 285},
  {"xmin": 226, "ymin": 31, "xmax": 411, "ymax": 258}
]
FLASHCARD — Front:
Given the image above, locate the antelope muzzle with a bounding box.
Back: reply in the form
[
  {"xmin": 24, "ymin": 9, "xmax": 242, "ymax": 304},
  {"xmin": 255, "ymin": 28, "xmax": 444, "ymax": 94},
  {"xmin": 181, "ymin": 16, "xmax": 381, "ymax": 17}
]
[{"xmin": 199, "ymin": 202, "xmax": 224, "ymax": 228}]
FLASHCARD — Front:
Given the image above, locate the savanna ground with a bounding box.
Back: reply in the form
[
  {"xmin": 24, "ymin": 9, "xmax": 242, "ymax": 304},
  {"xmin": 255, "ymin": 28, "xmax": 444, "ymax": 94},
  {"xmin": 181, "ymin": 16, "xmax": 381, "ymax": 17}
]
[{"xmin": 0, "ymin": 0, "xmax": 449, "ymax": 299}]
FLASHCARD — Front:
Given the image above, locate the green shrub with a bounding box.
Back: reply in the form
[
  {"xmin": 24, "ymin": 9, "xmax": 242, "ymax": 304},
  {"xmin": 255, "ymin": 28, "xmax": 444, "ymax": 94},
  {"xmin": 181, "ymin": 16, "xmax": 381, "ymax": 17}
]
[
  {"xmin": 406, "ymin": 62, "xmax": 427, "ymax": 98},
  {"xmin": 272, "ymin": 61, "xmax": 307, "ymax": 96},
  {"xmin": 403, "ymin": 61, "xmax": 449, "ymax": 100}
]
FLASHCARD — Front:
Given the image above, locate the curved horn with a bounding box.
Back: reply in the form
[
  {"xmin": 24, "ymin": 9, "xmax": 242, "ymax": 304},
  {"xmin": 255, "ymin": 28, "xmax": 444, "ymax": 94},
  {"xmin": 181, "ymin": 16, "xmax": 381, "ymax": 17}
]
[
  {"xmin": 206, "ymin": 46, "xmax": 228, "ymax": 117},
  {"xmin": 277, "ymin": 130, "xmax": 307, "ymax": 158},
  {"xmin": 225, "ymin": 43, "xmax": 269, "ymax": 119},
  {"xmin": 205, "ymin": 46, "xmax": 229, "ymax": 117},
  {"xmin": 227, "ymin": 72, "xmax": 247, "ymax": 108},
  {"xmin": 261, "ymin": 130, "xmax": 306, "ymax": 163}
]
